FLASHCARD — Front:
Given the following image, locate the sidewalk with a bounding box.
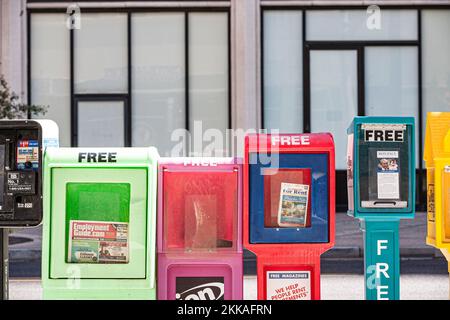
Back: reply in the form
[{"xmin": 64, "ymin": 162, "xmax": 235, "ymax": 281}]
[
  {"xmin": 7, "ymin": 212, "xmax": 449, "ymax": 277},
  {"xmin": 7, "ymin": 275, "xmax": 450, "ymax": 300}
]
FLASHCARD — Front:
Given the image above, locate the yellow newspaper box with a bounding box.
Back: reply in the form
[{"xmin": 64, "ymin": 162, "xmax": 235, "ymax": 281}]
[{"xmin": 424, "ymin": 112, "xmax": 450, "ymax": 275}]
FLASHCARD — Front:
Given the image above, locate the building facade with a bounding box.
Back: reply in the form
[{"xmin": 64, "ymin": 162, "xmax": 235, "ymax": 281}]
[{"xmin": 1, "ymin": 0, "xmax": 450, "ymax": 210}]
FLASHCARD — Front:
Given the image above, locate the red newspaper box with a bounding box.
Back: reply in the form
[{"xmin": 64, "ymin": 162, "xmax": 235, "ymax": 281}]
[{"xmin": 244, "ymin": 133, "xmax": 335, "ymax": 300}]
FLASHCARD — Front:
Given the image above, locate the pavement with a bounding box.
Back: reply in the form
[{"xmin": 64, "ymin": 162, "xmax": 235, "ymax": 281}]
[
  {"xmin": 7, "ymin": 275, "xmax": 450, "ymax": 300},
  {"xmin": 5, "ymin": 212, "xmax": 450, "ymax": 277}
]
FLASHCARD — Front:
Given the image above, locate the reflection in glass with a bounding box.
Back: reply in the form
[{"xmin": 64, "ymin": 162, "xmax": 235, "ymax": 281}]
[
  {"xmin": 163, "ymin": 171, "xmax": 237, "ymax": 252},
  {"xmin": 310, "ymin": 50, "xmax": 358, "ymax": 170},
  {"xmin": 31, "ymin": 14, "xmax": 71, "ymax": 146},
  {"xmin": 77, "ymin": 101, "xmax": 125, "ymax": 147},
  {"xmin": 422, "ymin": 10, "xmax": 450, "ymax": 168},
  {"xmin": 189, "ymin": 13, "xmax": 229, "ymax": 156},
  {"xmin": 263, "ymin": 11, "xmax": 303, "ymax": 133},
  {"xmin": 365, "ymin": 46, "xmax": 419, "ymax": 167},
  {"xmin": 74, "ymin": 13, "xmax": 128, "ymax": 94},
  {"xmin": 131, "ymin": 13, "xmax": 185, "ymax": 154}
]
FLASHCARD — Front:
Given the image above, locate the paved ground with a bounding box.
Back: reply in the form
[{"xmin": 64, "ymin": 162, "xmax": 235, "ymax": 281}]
[{"xmin": 8, "ymin": 275, "xmax": 449, "ymax": 300}]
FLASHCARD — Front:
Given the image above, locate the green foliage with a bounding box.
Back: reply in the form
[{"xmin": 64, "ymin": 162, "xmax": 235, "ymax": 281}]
[{"xmin": 0, "ymin": 74, "xmax": 48, "ymax": 119}]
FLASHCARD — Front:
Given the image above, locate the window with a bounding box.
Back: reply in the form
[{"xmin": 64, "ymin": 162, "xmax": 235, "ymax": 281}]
[
  {"xmin": 189, "ymin": 12, "xmax": 229, "ymax": 154},
  {"xmin": 262, "ymin": 9, "xmax": 420, "ymax": 170},
  {"xmin": 263, "ymin": 11, "xmax": 303, "ymax": 133},
  {"xmin": 76, "ymin": 100, "xmax": 126, "ymax": 147},
  {"xmin": 310, "ymin": 50, "xmax": 358, "ymax": 170},
  {"xmin": 30, "ymin": 10, "xmax": 230, "ymax": 154},
  {"xmin": 306, "ymin": 10, "xmax": 418, "ymax": 41},
  {"xmin": 30, "ymin": 14, "xmax": 70, "ymax": 146},
  {"xmin": 262, "ymin": 8, "xmax": 425, "ymax": 211},
  {"xmin": 422, "ymin": 10, "xmax": 450, "ymax": 136},
  {"xmin": 365, "ymin": 46, "xmax": 419, "ymax": 167},
  {"xmin": 74, "ymin": 13, "xmax": 128, "ymax": 94},
  {"xmin": 131, "ymin": 13, "xmax": 185, "ymax": 152}
]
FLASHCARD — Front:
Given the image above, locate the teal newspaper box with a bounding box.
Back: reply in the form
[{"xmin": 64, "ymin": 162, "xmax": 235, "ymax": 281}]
[{"xmin": 347, "ymin": 116, "xmax": 415, "ymax": 300}]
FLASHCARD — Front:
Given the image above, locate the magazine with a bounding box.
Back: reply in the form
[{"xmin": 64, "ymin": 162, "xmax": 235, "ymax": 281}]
[
  {"xmin": 68, "ymin": 220, "xmax": 129, "ymax": 264},
  {"xmin": 277, "ymin": 183, "xmax": 309, "ymax": 228}
]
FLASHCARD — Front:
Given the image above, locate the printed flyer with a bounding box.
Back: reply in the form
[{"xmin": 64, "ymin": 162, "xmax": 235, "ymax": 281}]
[
  {"xmin": 68, "ymin": 220, "xmax": 129, "ymax": 264},
  {"xmin": 277, "ymin": 183, "xmax": 309, "ymax": 228},
  {"xmin": 17, "ymin": 140, "xmax": 39, "ymax": 170},
  {"xmin": 266, "ymin": 271, "xmax": 311, "ymax": 300}
]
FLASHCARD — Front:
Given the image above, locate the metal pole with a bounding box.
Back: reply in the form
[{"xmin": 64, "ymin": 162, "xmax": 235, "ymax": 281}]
[
  {"xmin": 0, "ymin": 228, "xmax": 8, "ymax": 300},
  {"xmin": 362, "ymin": 219, "xmax": 400, "ymax": 300}
]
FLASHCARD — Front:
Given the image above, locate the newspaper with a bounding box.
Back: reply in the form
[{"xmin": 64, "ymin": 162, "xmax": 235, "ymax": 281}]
[
  {"xmin": 68, "ymin": 220, "xmax": 129, "ymax": 264},
  {"xmin": 277, "ymin": 183, "xmax": 309, "ymax": 228},
  {"xmin": 375, "ymin": 150, "xmax": 400, "ymax": 199}
]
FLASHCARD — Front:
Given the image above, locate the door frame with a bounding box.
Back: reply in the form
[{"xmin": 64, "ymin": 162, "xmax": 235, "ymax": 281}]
[{"xmin": 73, "ymin": 94, "xmax": 130, "ymax": 147}]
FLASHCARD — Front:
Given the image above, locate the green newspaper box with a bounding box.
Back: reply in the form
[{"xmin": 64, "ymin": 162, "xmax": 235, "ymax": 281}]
[{"xmin": 42, "ymin": 148, "xmax": 159, "ymax": 300}]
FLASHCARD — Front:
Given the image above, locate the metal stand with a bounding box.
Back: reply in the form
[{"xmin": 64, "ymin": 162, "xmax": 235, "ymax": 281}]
[
  {"xmin": 0, "ymin": 228, "xmax": 8, "ymax": 300},
  {"xmin": 441, "ymin": 249, "xmax": 450, "ymax": 300},
  {"xmin": 361, "ymin": 219, "xmax": 400, "ymax": 300}
]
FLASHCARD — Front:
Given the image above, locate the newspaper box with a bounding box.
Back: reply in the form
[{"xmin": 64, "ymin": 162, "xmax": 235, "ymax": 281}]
[
  {"xmin": 424, "ymin": 112, "xmax": 450, "ymax": 298},
  {"xmin": 347, "ymin": 116, "xmax": 415, "ymax": 300},
  {"xmin": 0, "ymin": 120, "xmax": 58, "ymax": 300},
  {"xmin": 244, "ymin": 133, "xmax": 335, "ymax": 300},
  {"xmin": 42, "ymin": 148, "xmax": 159, "ymax": 300},
  {"xmin": 157, "ymin": 158, "xmax": 243, "ymax": 300}
]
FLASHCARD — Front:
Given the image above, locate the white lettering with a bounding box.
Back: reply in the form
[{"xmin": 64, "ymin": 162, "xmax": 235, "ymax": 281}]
[
  {"xmin": 375, "ymin": 263, "xmax": 390, "ymax": 279},
  {"xmin": 271, "ymin": 136, "xmax": 311, "ymax": 146},
  {"xmin": 377, "ymin": 240, "xmax": 388, "ymax": 256},
  {"xmin": 377, "ymin": 285, "xmax": 389, "ymax": 300}
]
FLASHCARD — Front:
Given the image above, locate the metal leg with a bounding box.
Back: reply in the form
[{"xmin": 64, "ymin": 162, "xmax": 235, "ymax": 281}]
[
  {"xmin": 0, "ymin": 228, "xmax": 8, "ymax": 300},
  {"xmin": 440, "ymin": 249, "xmax": 450, "ymax": 300}
]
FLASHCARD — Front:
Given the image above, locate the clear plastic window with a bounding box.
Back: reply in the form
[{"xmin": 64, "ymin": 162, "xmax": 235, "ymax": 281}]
[
  {"xmin": 65, "ymin": 183, "xmax": 131, "ymax": 264},
  {"xmin": 163, "ymin": 170, "xmax": 237, "ymax": 252},
  {"xmin": 358, "ymin": 124, "xmax": 411, "ymax": 209},
  {"xmin": 263, "ymin": 168, "xmax": 312, "ymax": 228}
]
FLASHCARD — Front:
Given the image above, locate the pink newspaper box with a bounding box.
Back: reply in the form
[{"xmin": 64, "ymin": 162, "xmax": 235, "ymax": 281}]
[{"xmin": 157, "ymin": 157, "xmax": 243, "ymax": 300}]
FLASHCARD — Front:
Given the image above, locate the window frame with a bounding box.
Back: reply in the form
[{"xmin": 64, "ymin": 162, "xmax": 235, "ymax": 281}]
[
  {"xmin": 27, "ymin": 7, "xmax": 231, "ymax": 152},
  {"xmin": 261, "ymin": 6, "xmax": 426, "ymax": 211},
  {"xmin": 73, "ymin": 94, "xmax": 130, "ymax": 147}
]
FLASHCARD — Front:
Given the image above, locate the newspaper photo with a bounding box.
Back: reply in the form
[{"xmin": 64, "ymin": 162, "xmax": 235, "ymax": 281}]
[
  {"xmin": 277, "ymin": 183, "xmax": 309, "ymax": 228},
  {"xmin": 68, "ymin": 220, "xmax": 129, "ymax": 264}
]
